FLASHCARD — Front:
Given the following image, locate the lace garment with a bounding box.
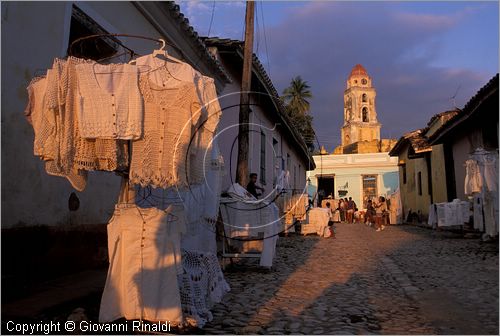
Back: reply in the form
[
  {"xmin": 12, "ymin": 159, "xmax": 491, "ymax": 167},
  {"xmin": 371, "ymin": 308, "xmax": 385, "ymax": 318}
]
[
  {"xmin": 75, "ymin": 62, "xmax": 143, "ymax": 139},
  {"xmin": 133, "ymin": 54, "xmax": 222, "ymax": 187},
  {"xmin": 189, "ymin": 75, "xmax": 222, "ymax": 184},
  {"xmin": 179, "ymin": 250, "xmax": 230, "ymax": 327},
  {"xmin": 129, "ymin": 71, "xmax": 202, "ymax": 189}
]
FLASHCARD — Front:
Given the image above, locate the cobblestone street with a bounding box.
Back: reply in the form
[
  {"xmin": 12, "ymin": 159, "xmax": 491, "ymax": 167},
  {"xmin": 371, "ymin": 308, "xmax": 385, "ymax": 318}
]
[{"xmin": 204, "ymin": 223, "xmax": 498, "ymax": 335}]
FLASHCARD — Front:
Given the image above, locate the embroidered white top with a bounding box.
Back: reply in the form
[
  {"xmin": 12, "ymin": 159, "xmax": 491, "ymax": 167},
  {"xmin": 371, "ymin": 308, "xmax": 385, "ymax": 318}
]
[
  {"xmin": 129, "ymin": 70, "xmax": 202, "ymax": 189},
  {"xmin": 99, "ymin": 204, "xmax": 185, "ymax": 323},
  {"xmin": 131, "ymin": 54, "xmax": 222, "ymax": 188},
  {"xmin": 75, "ymin": 63, "xmax": 143, "ymax": 139}
]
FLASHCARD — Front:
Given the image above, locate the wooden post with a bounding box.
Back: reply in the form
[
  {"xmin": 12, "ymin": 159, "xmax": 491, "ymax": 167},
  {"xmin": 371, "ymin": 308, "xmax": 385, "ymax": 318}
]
[
  {"xmin": 118, "ymin": 175, "xmax": 135, "ymax": 204},
  {"xmin": 235, "ymin": 0, "xmax": 255, "ymax": 187}
]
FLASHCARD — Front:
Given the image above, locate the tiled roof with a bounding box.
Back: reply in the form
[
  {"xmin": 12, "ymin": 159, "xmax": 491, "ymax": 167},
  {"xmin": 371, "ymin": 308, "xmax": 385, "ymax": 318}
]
[
  {"xmin": 389, "ymin": 128, "xmax": 430, "ymax": 157},
  {"xmin": 160, "ymin": 2, "xmax": 231, "ymax": 83},
  {"xmin": 349, "ymin": 64, "xmax": 368, "ymax": 77},
  {"xmin": 429, "ymin": 74, "xmax": 499, "ymax": 144},
  {"xmin": 426, "ymin": 109, "xmax": 460, "ymax": 128},
  {"xmin": 202, "ymin": 37, "xmax": 315, "ymax": 167}
]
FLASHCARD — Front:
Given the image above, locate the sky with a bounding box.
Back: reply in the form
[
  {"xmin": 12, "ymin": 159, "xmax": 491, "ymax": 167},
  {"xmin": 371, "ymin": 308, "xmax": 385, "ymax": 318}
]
[{"xmin": 177, "ymin": 0, "xmax": 499, "ymax": 151}]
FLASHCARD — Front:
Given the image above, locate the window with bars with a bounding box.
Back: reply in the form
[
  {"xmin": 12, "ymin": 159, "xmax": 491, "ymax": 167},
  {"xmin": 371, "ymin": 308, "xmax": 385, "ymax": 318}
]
[
  {"xmin": 362, "ymin": 175, "xmax": 378, "ymax": 202},
  {"xmin": 68, "ymin": 5, "xmax": 119, "ymax": 60}
]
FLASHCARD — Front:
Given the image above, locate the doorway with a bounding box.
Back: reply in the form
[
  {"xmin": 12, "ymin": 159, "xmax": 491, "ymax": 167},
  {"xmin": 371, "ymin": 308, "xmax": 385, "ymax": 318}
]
[{"xmin": 317, "ymin": 175, "xmax": 335, "ymax": 205}]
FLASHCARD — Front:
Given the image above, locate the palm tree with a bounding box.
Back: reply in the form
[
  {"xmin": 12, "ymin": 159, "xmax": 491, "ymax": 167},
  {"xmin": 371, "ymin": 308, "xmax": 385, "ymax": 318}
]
[{"xmin": 282, "ymin": 76, "xmax": 312, "ymax": 115}]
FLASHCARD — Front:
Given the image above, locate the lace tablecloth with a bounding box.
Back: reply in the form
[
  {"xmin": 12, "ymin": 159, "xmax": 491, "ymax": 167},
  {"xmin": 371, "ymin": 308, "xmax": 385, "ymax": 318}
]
[{"xmin": 179, "ymin": 250, "xmax": 230, "ymax": 328}]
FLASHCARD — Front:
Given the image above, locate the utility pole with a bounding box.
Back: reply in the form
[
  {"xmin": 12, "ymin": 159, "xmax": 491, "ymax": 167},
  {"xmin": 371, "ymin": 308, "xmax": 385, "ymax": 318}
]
[{"xmin": 236, "ymin": 0, "xmax": 255, "ymax": 187}]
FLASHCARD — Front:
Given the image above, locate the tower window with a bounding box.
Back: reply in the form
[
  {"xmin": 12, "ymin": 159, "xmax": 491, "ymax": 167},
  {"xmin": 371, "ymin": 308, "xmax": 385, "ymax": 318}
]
[
  {"xmin": 362, "ymin": 107, "xmax": 369, "ymax": 122},
  {"xmin": 362, "ymin": 78, "xmax": 367, "ymax": 85},
  {"xmin": 362, "ymin": 94, "xmax": 367, "ymax": 102}
]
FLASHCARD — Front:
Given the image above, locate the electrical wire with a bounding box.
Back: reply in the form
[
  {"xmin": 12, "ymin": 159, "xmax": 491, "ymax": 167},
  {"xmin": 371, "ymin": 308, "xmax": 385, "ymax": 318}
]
[
  {"xmin": 207, "ymin": 0, "xmax": 216, "ymax": 37},
  {"xmin": 260, "ymin": 0, "xmax": 271, "ymax": 77},
  {"xmin": 255, "ymin": 1, "xmax": 260, "ymax": 55}
]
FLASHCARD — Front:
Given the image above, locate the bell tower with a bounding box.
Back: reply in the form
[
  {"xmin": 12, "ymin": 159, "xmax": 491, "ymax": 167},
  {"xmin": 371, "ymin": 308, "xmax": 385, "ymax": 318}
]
[{"xmin": 341, "ymin": 64, "xmax": 381, "ymax": 147}]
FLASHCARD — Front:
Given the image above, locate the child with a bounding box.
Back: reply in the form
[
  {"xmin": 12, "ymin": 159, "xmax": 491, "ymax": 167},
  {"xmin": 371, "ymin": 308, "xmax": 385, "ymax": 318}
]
[
  {"xmin": 374, "ymin": 196, "xmax": 387, "ymax": 232},
  {"xmin": 325, "ymin": 202, "xmax": 336, "ymax": 238}
]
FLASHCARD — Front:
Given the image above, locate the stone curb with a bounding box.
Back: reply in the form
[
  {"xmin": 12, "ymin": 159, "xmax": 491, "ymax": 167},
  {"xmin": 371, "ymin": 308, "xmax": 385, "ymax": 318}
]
[{"xmin": 380, "ymin": 256, "xmax": 419, "ymax": 300}]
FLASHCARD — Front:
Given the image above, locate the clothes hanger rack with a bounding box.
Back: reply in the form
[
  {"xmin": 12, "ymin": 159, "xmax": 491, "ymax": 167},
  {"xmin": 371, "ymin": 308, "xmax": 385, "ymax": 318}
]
[{"xmin": 68, "ymin": 33, "xmax": 185, "ymax": 61}]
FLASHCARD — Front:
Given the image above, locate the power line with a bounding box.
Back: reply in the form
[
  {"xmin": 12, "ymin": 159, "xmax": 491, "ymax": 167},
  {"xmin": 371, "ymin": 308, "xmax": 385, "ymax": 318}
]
[
  {"xmin": 260, "ymin": 1, "xmax": 271, "ymax": 77},
  {"xmin": 255, "ymin": 1, "xmax": 260, "ymax": 55},
  {"xmin": 207, "ymin": 0, "xmax": 216, "ymax": 37}
]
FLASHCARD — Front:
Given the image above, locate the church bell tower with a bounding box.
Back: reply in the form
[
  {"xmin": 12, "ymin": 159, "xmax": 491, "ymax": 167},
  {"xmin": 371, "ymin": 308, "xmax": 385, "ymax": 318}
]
[{"xmin": 341, "ymin": 64, "xmax": 381, "ymax": 147}]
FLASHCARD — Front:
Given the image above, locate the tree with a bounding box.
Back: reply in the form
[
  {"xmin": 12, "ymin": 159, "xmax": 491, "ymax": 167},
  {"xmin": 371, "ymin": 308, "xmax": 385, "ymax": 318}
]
[
  {"xmin": 282, "ymin": 76, "xmax": 316, "ymax": 151},
  {"xmin": 282, "ymin": 76, "xmax": 312, "ymax": 115}
]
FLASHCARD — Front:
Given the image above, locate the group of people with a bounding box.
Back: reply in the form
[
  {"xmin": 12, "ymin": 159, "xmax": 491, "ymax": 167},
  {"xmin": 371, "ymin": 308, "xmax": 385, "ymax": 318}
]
[
  {"xmin": 364, "ymin": 196, "xmax": 388, "ymax": 232},
  {"xmin": 338, "ymin": 197, "xmax": 357, "ymax": 223},
  {"xmin": 324, "ymin": 196, "xmax": 389, "ymax": 232}
]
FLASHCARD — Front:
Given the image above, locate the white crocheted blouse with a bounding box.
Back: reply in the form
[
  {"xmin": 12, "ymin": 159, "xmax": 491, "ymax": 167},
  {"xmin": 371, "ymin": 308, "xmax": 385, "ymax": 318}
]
[
  {"xmin": 75, "ymin": 63, "xmax": 143, "ymax": 140},
  {"xmin": 129, "ymin": 71, "xmax": 202, "ymax": 189},
  {"xmin": 26, "ymin": 57, "xmax": 130, "ymax": 191},
  {"xmin": 130, "ymin": 54, "xmax": 222, "ymax": 189}
]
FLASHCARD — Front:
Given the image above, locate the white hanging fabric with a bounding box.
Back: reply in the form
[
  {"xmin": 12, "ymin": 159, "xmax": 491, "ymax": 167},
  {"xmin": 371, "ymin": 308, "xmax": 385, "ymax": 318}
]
[
  {"xmin": 473, "ymin": 194, "xmax": 485, "ymax": 231},
  {"xmin": 25, "ymin": 45, "xmax": 229, "ymax": 328},
  {"xmin": 75, "ymin": 63, "xmax": 143, "ymax": 140},
  {"xmin": 428, "ymin": 203, "xmax": 437, "ymax": 228},
  {"xmin": 179, "ymin": 250, "xmax": 230, "ymax": 327},
  {"xmin": 464, "ymin": 159, "xmax": 483, "ymax": 195},
  {"xmin": 220, "ymin": 193, "xmax": 280, "ymax": 267},
  {"xmin": 465, "ymin": 149, "xmax": 498, "ymax": 236},
  {"xmin": 99, "ymin": 204, "xmax": 185, "ymax": 324}
]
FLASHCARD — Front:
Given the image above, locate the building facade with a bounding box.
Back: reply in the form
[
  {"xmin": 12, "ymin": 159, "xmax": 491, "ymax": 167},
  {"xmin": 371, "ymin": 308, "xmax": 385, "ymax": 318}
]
[
  {"xmin": 307, "ymin": 64, "xmax": 399, "ymax": 211},
  {"xmin": 388, "ymin": 110, "xmax": 458, "ymax": 219},
  {"xmin": 203, "ymin": 38, "xmax": 315, "ymax": 199},
  {"xmin": 307, "ymin": 153, "xmax": 399, "ymax": 209},
  {"xmin": 389, "ymin": 74, "xmax": 498, "ymax": 222},
  {"xmin": 341, "ymin": 64, "xmax": 380, "ymax": 147}
]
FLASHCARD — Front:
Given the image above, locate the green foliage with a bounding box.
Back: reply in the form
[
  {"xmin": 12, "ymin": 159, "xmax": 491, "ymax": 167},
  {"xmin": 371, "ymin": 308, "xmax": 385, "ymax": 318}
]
[{"xmin": 282, "ymin": 76, "xmax": 316, "ymax": 151}]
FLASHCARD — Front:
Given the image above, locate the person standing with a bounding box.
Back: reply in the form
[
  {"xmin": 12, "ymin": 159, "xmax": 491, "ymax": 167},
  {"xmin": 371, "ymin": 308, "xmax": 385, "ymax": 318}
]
[
  {"xmin": 365, "ymin": 199, "xmax": 375, "ymax": 226},
  {"xmin": 347, "ymin": 197, "xmax": 356, "ymax": 223},
  {"xmin": 325, "ymin": 202, "xmax": 336, "ymax": 238},
  {"xmin": 374, "ymin": 196, "xmax": 387, "ymax": 232},
  {"xmin": 339, "ymin": 199, "xmax": 345, "ymax": 222}
]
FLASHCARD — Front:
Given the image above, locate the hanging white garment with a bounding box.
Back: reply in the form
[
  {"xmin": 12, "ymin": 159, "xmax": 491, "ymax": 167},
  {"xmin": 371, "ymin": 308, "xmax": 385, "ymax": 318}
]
[
  {"xmin": 483, "ymin": 191, "xmax": 497, "ymax": 236},
  {"xmin": 129, "ymin": 73, "xmax": 201, "ymax": 189},
  {"xmin": 483, "ymin": 155, "xmax": 498, "ymax": 192},
  {"xmin": 304, "ymin": 208, "xmax": 330, "ymax": 236},
  {"xmin": 25, "ymin": 75, "xmax": 49, "ymax": 157},
  {"xmin": 220, "ymin": 198, "xmax": 279, "ymax": 267},
  {"xmin": 178, "ymin": 250, "xmax": 230, "ymax": 327},
  {"xmin": 464, "ymin": 159, "xmax": 483, "ymax": 195},
  {"xmin": 99, "ymin": 204, "xmax": 185, "ymax": 323},
  {"xmin": 428, "ymin": 204, "xmax": 437, "ymax": 228},
  {"xmin": 473, "ymin": 195, "xmax": 485, "ymax": 231},
  {"xmin": 75, "ymin": 63, "xmax": 143, "ymax": 139},
  {"xmin": 133, "ymin": 54, "xmax": 222, "ymax": 186},
  {"xmin": 459, "ymin": 201, "xmax": 471, "ymax": 224}
]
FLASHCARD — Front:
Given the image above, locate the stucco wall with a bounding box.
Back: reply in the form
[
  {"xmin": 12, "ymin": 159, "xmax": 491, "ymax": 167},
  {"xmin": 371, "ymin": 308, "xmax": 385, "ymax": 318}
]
[
  {"xmin": 1, "ymin": 2, "xmax": 126, "ymax": 228},
  {"xmin": 215, "ymin": 57, "xmax": 309, "ymax": 196},
  {"xmin": 430, "ymin": 144, "xmax": 448, "ymax": 203},
  {"xmin": 308, "ymin": 153, "xmax": 399, "ymax": 209},
  {"xmin": 452, "ymin": 135, "xmax": 471, "ymax": 201},
  {"xmin": 413, "ymin": 157, "xmax": 431, "ymax": 216},
  {"xmin": 0, "ymin": 2, "xmax": 226, "ymax": 228}
]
